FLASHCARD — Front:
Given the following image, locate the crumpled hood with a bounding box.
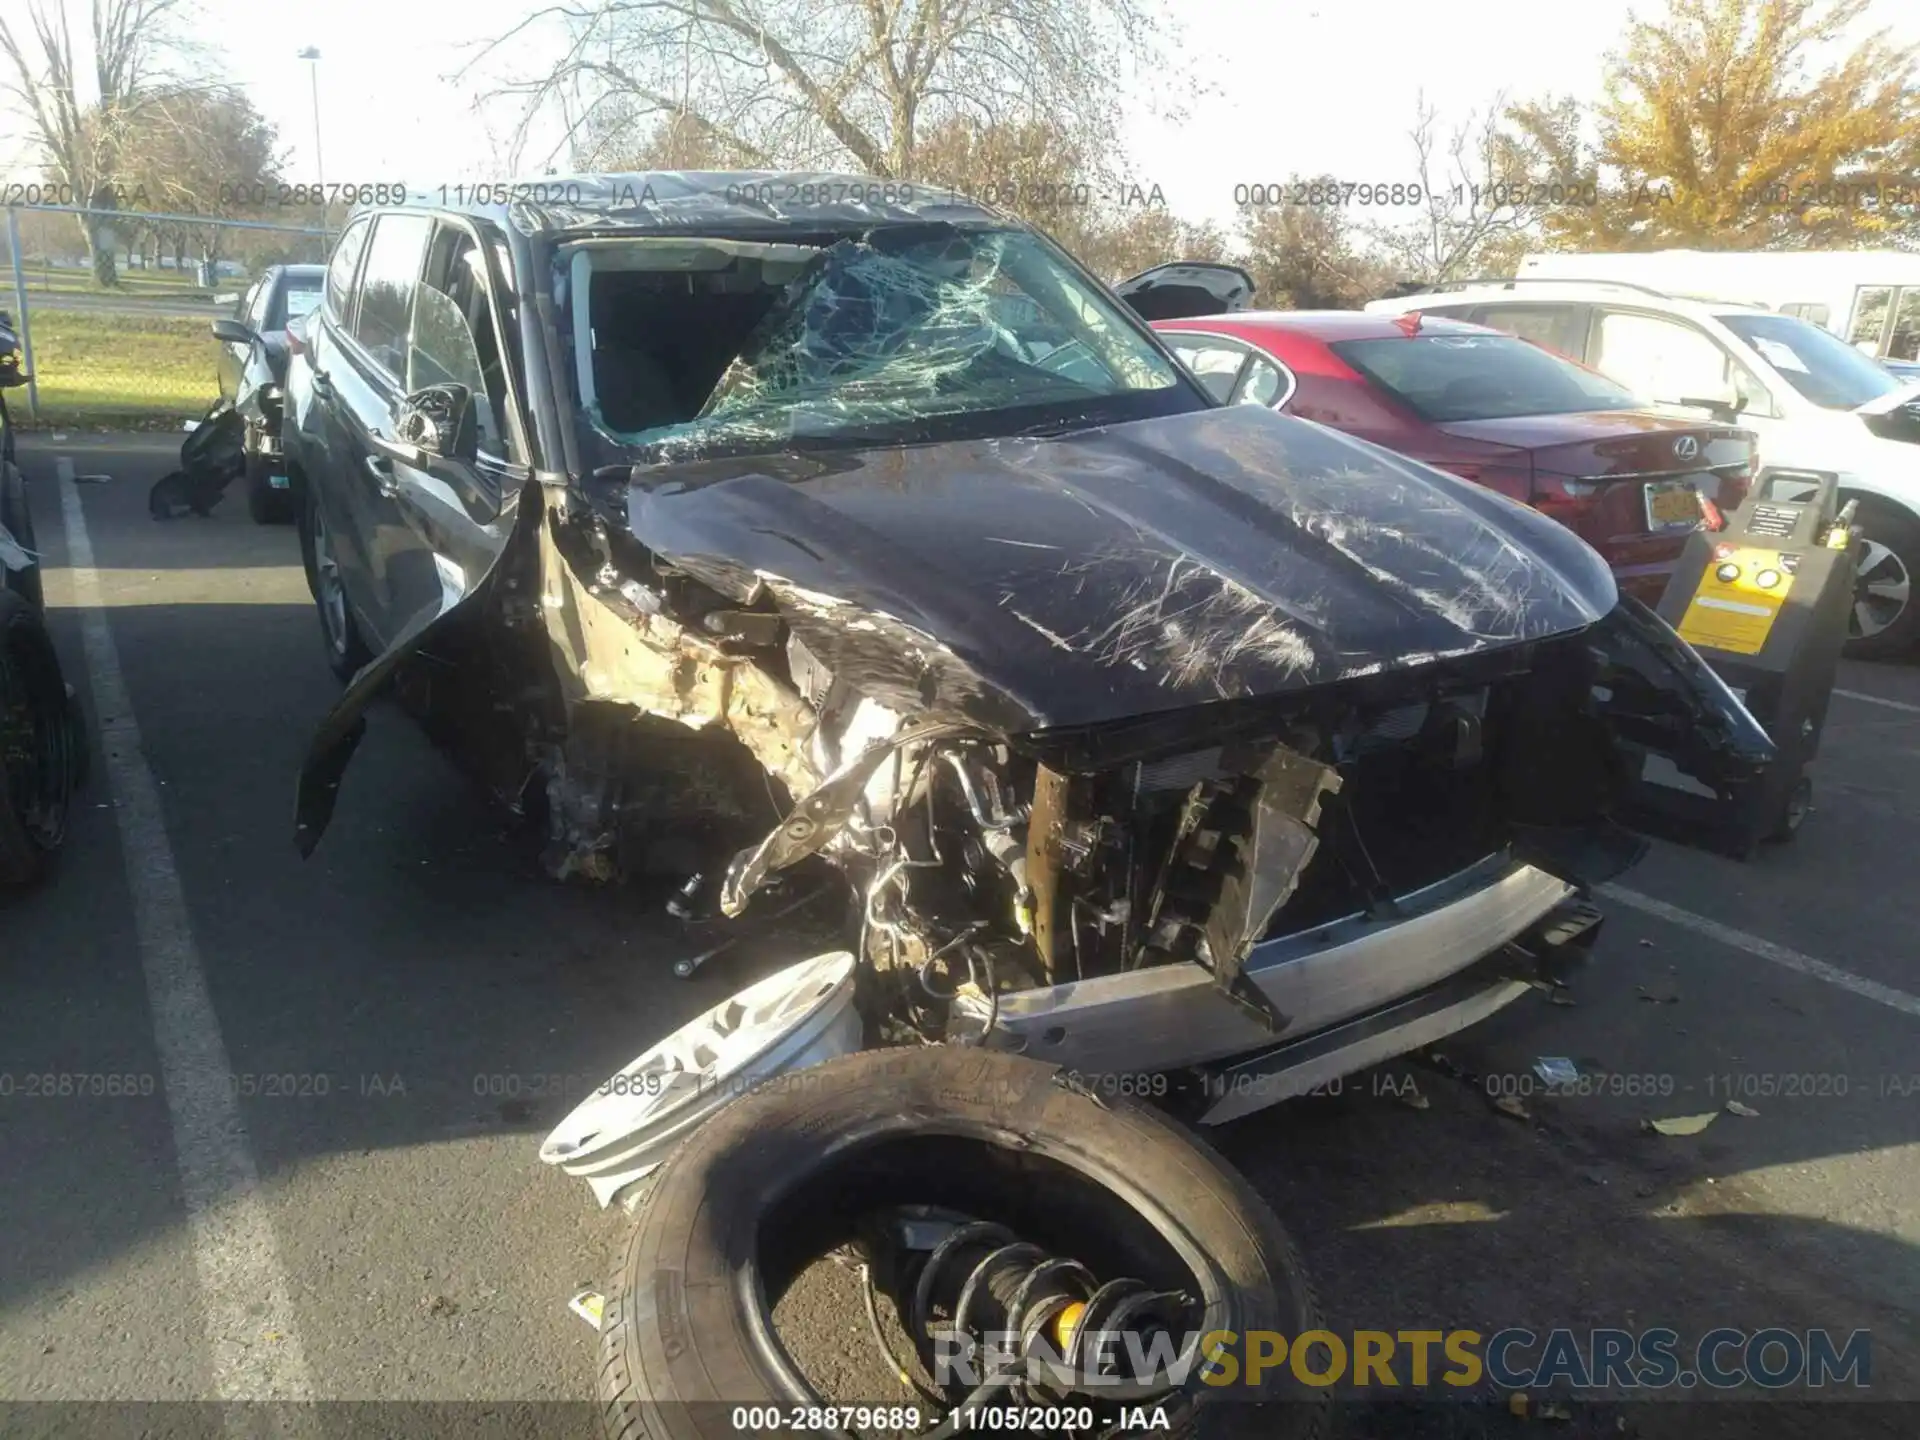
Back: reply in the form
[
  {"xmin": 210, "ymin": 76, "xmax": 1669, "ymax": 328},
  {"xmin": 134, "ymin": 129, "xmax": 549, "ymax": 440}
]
[{"xmin": 626, "ymin": 404, "xmax": 1619, "ymax": 732}]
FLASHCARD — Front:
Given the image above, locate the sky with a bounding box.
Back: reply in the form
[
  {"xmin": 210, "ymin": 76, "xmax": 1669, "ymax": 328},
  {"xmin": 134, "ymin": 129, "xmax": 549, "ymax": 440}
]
[{"xmin": 8, "ymin": 0, "xmax": 1920, "ymax": 234}]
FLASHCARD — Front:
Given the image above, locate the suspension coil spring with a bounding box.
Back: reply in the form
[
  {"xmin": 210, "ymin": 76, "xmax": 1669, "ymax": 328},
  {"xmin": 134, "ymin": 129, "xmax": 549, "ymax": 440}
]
[{"xmin": 909, "ymin": 1220, "xmax": 1186, "ymax": 1405}]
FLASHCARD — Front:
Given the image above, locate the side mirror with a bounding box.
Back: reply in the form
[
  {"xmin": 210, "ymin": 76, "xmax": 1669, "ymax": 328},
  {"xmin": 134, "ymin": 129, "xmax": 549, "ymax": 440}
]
[
  {"xmin": 394, "ymin": 383, "xmax": 478, "ymax": 465},
  {"xmin": 211, "ymin": 317, "xmax": 259, "ymax": 347},
  {"xmin": 1677, "ymin": 382, "xmax": 1745, "ymax": 422}
]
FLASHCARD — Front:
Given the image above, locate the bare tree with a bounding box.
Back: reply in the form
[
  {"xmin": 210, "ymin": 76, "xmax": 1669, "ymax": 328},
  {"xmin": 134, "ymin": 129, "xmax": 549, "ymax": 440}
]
[
  {"xmin": 467, "ymin": 0, "xmax": 1175, "ymax": 184},
  {"xmin": 1365, "ymin": 93, "xmax": 1556, "ymax": 287},
  {"xmin": 119, "ymin": 85, "xmax": 284, "ymax": 272},
  {"xmin": 0, "ymin": 0, "xmax": 199, "ymax": 284}
]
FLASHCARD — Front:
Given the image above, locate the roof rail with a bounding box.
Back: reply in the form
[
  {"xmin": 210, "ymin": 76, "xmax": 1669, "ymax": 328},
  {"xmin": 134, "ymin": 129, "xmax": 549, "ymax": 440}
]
[{"xmin": 1404, "ymin": 276, "xmax": 1679, "ymax": 300}]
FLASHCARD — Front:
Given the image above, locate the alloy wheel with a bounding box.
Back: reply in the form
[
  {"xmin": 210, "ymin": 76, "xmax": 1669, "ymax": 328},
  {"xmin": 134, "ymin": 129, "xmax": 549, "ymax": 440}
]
[
  {"xmin": 312, "ymin": 507, "xmax": 350, "ymax": 656},
  {"xmin": 1850, "ymin": 536, "xmax": 1911, "ymax": 641}
]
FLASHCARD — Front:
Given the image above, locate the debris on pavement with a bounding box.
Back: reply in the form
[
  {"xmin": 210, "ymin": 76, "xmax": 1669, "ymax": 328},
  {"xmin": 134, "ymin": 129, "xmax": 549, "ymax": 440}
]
[
  {"xmin": 1636, "ymin": 986, "xmax": 1680, "ymax": 1003},
  {"xmin": 1537, "ymin": 1396, "xmax": 1575, "ymax": 1421},
  {"xmin": 1508, "ymin": 1391, "xmax": 1530, "ymax": 1418},
  {"xmin": 1493, "ymin": 1094, "xmax": 1530, "ymax": 1121},
  {"xmin": 568, "ymin": 1290, "xmax": 606, "ymax": 1331},
  {"xmin": 1726, "ymin": 1100, "xmax": 1760, "ymax": 1117},
  {"xmin": 1534, "ymin": 1056, "xmax": 1580, "ymax": 1086},
  {"xmin": 1397, "ymin": 1081, "xmax": 1431, "ymax": 1110},
  {"xmin": 1644, "ymin": 1112, "xmax": 1718, "ymax": 1136}
]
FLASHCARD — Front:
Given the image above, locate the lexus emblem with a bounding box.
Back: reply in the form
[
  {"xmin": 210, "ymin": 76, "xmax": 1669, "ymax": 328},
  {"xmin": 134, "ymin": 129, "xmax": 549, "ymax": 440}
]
[{"xmin": 1673, "ymin": 435, "xmax": 1700, "ymax": 461}]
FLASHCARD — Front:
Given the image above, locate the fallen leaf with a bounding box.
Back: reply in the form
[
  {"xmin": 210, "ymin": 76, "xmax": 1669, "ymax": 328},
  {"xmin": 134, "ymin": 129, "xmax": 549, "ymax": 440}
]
[
  {"xmin": 1398, "ymin": 1084, "xmax": 1430, "ymax": 1111},
  {"xmin": 1538, "ymin": 1397, "xmax": 1574, "ymax": 1421},
  {"xmin": 1508, "ymin": 1392, "xmax": 1530, "ymax": 1418},
  {"xmin": 1637, "ymin": 938, "xmax": 1654, "ymax": 948},
  {"xmin": 1548, "ymin": 990, "xmax": 1578, "ymax": 1007},
  {"xmin": 1493, "ymin": 1094, "xmax": 1530, "ymax": 1121},
  {"xmin": 1644, "ymin": 1112, "xmax": 1718, "ymax": 1136},
  {"xmin": 1725, "ymin": 1100, "xmax": 1760, "ymax": 1118}
]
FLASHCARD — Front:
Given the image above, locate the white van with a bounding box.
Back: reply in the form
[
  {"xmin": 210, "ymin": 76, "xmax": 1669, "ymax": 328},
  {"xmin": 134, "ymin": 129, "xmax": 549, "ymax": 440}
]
[
  {"xmin": 1515, "ymin": 250, "xmax": 1920, "ymax": 367},
  {"xmin": 1364, "ymin": 278, "xmax": 1920, "ymax": 657}
]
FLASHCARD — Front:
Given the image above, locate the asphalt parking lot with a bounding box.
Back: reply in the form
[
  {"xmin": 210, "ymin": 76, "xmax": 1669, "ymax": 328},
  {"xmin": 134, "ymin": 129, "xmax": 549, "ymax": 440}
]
[{"xmin": 3, "ymin": 434, "xmax": 1918, "ymax": 1439}]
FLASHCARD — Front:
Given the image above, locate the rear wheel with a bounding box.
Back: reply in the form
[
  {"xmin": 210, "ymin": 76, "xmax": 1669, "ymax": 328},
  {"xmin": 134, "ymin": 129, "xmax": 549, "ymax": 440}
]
[
  {"xmin": 1843, "ymin": 501, "xmax": 1920, "ymax": 660},
  {"xmin": 0, "ymin": 590, "xmax": 81, "ymax": 887},
  {"xmin": 300, "ymin": 485, "xmax": 370, "ymax": 682},
  {"xmin": 0, "ymin": 461, "xmax": 41, "ymax": 610}
]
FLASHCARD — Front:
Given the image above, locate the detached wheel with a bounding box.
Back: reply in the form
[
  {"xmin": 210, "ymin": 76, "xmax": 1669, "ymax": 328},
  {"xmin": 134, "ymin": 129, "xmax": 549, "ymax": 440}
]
[
  {"xmin": 1843, "ymin": 502, "xmax": 1920, "ymax": 659},
  {"xmin": 0, "ymin": 590, "xmax": 81, "ymax": 887},
  {"xmin": 299, "ymin": 484, "xmax": 370, "ymax": 682},
  {"xmin": 598, "ymin": 1046, "xmax": 1329, "ymax": 1440}
]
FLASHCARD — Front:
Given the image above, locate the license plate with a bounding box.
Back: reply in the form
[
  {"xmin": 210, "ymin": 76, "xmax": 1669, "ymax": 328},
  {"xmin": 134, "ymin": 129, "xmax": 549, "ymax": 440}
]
[
  {"xmin": 269, "ymin": 474, "xmax": 290, "ymax": 490},
  {"xmin": 1644, "ymin": 479, "xmax": 1701, "ymax": 531}
]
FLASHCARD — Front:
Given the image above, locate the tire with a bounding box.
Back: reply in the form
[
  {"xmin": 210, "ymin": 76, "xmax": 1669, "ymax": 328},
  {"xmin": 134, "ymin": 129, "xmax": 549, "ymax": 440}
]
[
  {"xmin": 0, "ymin": 589, "xmax": 80, "ymax": 887},
  {"xmin": 300, "ymin": 484, "xmax": 370, "ymax": 682},
  {"xmin": 598, "ymin": 1046, "xmax": 1330, "ymax": 1440},
  {"xmin": 1765, "ymin": 773, "xmax": 1813, "ymax": 844},
  {"xmin": 1, "ymin": 460, "xmax": 41, "ymax": 611},
  {"xmin": 245, "ymin": 455, "xmax": 296, "ymax": 526},
  {"xmin": 1842, "ymin": 501, "xmax": 1920, "ymax": 660}
]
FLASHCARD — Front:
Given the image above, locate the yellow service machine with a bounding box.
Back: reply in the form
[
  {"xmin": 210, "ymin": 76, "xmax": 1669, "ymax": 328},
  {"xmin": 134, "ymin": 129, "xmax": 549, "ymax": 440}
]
[{"xmin": 1639, "ymin": 468, "xmax": 1857, "ymax": 857}]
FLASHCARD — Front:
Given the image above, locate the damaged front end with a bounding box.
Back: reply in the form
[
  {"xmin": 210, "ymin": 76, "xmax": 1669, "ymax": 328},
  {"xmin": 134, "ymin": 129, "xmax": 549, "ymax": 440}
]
[
  {"xmin": 493, "ymin": 410, "xmax": 1769, "ymax": 1111},
  {"xmin": 294, "ymin": 215, "xmax": 1774, "ymax": 1128}
]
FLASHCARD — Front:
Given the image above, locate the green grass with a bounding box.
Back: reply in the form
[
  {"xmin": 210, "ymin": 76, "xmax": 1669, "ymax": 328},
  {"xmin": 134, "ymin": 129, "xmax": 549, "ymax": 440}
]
[
  {"xmin": 16, "ymin": 308, "xmax": 219, "ymax": 428},
  {"xmin": 14, "ymin": 265, "xmax": 229, "ymax": 301}
]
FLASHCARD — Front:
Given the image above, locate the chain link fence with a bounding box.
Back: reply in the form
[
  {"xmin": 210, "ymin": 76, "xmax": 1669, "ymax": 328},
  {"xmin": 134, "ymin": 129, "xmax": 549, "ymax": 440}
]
[{"xmin": 2, "ymin": 205, "xmax": 332, "ymax": 429}]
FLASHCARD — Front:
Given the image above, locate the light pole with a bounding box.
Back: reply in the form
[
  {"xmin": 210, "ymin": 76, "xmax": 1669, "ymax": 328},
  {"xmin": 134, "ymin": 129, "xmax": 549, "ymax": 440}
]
[{"xmin": 297, "ymin": 47, "xmax": 325, "ymax": 193}]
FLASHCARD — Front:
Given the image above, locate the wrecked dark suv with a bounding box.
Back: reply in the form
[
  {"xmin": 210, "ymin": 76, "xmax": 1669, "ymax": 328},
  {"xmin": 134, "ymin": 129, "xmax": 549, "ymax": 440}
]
[{"xmin": 284, "ymin": 173, "xmax": 1773, "ymax": 1121}]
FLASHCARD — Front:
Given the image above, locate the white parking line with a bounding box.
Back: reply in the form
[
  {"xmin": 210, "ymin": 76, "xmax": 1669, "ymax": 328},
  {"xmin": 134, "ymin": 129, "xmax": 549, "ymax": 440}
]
[
  {"xmin": 57, "ymin": 462, "xmax": 315, "ymax": 1408},
  {"xmin": 1832, "ymin": 687, "xmax": 1920, "ymax": 717},
  {"xmin": 1599, "ymin": 883, "xmax": 1920, "ymax": 1020}
]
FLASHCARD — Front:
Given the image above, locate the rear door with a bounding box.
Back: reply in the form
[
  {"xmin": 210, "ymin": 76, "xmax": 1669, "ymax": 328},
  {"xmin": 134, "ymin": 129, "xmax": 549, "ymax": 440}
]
[{"xmin": 1452, "ymin": 302, "xmax": 1594, "ymax": 365}]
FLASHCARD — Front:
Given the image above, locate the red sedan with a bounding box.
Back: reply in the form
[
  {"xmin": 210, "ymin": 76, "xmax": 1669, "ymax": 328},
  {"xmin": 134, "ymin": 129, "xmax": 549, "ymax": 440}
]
[{"xmin": 1146, "ymin": 309, "xmax": 1755, "ymax": 605}]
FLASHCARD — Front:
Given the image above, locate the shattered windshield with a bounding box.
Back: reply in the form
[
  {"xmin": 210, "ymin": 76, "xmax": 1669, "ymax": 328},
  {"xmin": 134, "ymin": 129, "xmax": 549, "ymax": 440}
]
[{"xmin": 570, "ymin": 225, "xmax": 1192, "ymax": 458}]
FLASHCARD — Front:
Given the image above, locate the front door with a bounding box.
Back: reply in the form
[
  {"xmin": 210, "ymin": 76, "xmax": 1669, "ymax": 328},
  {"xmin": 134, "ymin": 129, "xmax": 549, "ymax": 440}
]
[
  {"xmin": 373, "ymin": 220, "xmax": 519, "ymax": 642},
  {"xmin": 330, "ymin": 212, "xmax": 437, "ymax": 644}
]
